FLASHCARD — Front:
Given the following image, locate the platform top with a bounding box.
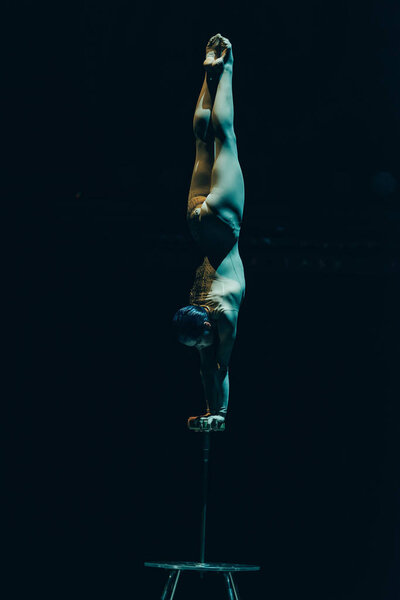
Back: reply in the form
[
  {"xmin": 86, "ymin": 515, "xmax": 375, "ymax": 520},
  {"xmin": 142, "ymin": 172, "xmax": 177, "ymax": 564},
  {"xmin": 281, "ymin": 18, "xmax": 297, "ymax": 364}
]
[{"xmin": 144, "ymin": 561, "xmax": 260, "ymax": 572}]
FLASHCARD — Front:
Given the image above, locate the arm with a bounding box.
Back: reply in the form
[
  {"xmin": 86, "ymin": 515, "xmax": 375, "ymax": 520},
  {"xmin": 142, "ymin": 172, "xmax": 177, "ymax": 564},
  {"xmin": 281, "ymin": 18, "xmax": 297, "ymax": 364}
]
[{"xmin": 199, "ymin": 312, "xmax": 237, "ymax": 415}]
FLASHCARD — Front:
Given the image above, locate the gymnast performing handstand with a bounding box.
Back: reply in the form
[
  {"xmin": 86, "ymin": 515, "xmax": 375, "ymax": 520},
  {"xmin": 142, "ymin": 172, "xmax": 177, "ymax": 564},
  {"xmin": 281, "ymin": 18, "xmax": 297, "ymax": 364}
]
[{"xmin": 173, "ymin": 34, "xmax": 245, "ymax": 432}]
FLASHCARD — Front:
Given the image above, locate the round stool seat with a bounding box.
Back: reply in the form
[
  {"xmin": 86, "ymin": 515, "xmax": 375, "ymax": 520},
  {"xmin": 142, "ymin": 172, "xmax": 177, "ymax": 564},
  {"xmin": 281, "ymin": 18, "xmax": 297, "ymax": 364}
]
[{"xmin": 144, "ymin": 561, "xmax": 260, "ymax": 572}]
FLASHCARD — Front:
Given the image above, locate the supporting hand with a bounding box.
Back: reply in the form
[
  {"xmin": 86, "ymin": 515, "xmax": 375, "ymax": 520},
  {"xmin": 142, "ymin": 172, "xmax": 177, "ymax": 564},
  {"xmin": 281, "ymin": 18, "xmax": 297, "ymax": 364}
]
[{"xmin": 187, "ymin": 413, "xmax": 225, "ymax": 432}]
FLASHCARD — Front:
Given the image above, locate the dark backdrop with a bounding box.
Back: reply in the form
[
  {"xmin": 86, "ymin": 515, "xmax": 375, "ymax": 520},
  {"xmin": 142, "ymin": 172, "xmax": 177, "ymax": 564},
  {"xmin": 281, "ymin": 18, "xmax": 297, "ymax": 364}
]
[{"xmin": 7, "ymin": 1, "xmax": 400, "ymax": 599}]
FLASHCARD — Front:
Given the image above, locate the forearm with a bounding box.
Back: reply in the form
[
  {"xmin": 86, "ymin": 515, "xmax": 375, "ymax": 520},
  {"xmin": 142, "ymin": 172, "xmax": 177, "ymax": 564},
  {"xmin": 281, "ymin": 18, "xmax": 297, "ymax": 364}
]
[{"xmin": 200, "ymin": 365, "xmax": 229, "ymax": 416}]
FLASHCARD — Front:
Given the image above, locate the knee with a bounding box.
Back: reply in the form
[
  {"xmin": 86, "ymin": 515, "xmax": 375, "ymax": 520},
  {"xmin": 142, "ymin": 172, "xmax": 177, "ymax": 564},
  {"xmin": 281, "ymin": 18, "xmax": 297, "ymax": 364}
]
[
  {"xmin": 193, "ymin": 111, "xmax": 210, "ymax": 142},
  {"xmin": 211, "ymin": 115, "xmax": 236, "ymax": 144},
  {"xmin": 214, "ymin": 125, "xmax": 237, "ymax": 147}
]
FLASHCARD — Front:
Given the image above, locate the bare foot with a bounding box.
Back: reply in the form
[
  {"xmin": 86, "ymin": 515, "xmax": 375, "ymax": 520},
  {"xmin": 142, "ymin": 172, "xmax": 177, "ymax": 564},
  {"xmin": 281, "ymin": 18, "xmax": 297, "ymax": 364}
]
[
  {"xmin": 188, "ymin": 413, "xmax": 226, "ymax": 432},
  {"xmin": 203, "ymin": 33, "xmax": 233, "ymax": 74}
]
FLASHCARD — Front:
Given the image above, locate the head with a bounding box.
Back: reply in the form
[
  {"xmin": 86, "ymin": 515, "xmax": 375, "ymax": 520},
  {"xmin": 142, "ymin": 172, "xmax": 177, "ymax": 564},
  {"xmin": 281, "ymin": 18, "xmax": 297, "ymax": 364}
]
[{"xmin": 172, "ymin": 305, "xmax": 215, "ymax": 349}]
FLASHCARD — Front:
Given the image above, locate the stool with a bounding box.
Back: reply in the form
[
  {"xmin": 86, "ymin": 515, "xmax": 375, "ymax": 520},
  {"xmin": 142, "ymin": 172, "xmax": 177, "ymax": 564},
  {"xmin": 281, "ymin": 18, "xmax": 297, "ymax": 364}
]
[
  {"xmin": 145, "ymin": 431, "xmax": 260, "ymax": 598},
  {"xmin": 144, "ymin": 561, "xmax": 260, "ymax": 600}
]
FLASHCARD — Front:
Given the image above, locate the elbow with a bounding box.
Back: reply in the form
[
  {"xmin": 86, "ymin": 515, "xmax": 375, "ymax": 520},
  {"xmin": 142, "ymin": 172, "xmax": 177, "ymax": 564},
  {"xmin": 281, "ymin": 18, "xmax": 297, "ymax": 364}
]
[
  {"xmin": 217, "ymin": 362, "xmax": 229, "ymax": 375},
  {"xmin": 200, "ymin": 363, "xmax": 227, "ymax": 377}
]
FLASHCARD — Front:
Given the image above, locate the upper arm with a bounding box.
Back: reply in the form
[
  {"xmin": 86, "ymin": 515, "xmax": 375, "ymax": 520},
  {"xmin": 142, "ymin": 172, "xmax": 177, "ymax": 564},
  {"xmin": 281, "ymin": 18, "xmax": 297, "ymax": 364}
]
[
  {"xmin": 216, "ymin": 311, "xmax": 238, "ymax": 369},
  {"xmin": 199, "ymin": 344, "xmax": 217, "ymax": 371},
  {"xmin": 198, "ymin": 312, "xmax": 238, "ymax": 372}
]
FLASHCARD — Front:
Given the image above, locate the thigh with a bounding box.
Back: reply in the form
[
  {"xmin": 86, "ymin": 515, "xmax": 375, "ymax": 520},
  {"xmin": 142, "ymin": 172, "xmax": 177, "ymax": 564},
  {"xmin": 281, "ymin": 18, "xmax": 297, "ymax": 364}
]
[
  {"xmin": 207, "ymin": 142, "xmax": 245, "ymax": 225},
  {"xmin": 188, "ymin": 139, "xmax": 214, "ymax": 202}
]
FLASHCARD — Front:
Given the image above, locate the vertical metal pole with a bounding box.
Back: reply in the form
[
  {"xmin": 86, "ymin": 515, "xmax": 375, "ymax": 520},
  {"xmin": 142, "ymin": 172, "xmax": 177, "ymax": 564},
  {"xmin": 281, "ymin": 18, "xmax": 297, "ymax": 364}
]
[{"xmin": 200, "ymin": 432, "xmax": 211, "ymax": 564}]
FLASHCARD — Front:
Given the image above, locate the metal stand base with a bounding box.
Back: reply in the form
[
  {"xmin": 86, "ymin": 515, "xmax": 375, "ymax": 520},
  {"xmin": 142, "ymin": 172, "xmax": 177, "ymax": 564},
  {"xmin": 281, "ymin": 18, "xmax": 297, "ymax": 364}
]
[
  {"xmin": 144, "ymin": 561, "xmax": 260, "ymax": 600},
  {"xmin": 145, "ymin": 432, "xmax": 260, "ymax": 598}
]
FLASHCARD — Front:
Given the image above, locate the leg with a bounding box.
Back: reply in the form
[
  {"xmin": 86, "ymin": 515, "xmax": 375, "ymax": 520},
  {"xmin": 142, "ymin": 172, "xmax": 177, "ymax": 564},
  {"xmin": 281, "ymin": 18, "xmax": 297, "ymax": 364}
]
[
  {"xmin": 207, "ymin": 37, "xmax": 245, "ymax": 226},
  {"xmin": 223, "ymin": 572, "xmax": 241, "ymax": 600},
  {"xmin": 160, "ymin": 570, "xmax": 180, "ymax": 600},
  {"xmin": 228, "ymin": 573, "xmax": 241, "ymax": 600},
  {"xmin": 188, "ymin": 73, "xmax": 218, "ymax": 203}
]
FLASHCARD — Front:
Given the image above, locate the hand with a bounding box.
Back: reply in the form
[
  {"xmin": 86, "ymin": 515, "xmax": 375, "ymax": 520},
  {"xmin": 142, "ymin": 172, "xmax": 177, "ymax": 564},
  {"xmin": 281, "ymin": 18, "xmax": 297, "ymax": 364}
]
[{"xmin": 187, "ymin": 413, "xmax": 225, "ymax": 432}]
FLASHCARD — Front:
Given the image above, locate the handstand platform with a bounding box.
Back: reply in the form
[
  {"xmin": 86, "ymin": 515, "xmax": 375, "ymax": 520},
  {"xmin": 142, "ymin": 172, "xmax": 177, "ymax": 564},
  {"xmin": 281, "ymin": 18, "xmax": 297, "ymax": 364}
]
[
  {"xmin": 144, "ymin": 561, "xmax": 260, "ymax": 600},
  {"xmin": 144, "ymin": 431, "xmax": 260, "ymax": 599}
]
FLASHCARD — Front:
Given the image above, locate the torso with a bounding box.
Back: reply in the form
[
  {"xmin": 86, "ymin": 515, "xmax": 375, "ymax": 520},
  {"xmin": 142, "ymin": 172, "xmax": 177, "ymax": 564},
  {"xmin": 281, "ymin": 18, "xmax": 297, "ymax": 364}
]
[{"xmin": 187, "ymin": 196, "xmax": 245, "ymax": 318}]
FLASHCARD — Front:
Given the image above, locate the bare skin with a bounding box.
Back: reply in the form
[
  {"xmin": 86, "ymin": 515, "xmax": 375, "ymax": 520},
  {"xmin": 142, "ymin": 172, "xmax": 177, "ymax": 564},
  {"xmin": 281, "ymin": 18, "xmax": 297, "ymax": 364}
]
[{"xmin": 184, "ymin": 35, "xmax": 245, "ymax": 432}]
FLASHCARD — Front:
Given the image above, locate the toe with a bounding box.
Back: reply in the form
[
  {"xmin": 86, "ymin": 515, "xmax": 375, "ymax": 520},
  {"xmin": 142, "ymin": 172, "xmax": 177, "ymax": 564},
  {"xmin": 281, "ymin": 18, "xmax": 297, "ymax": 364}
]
[
  {"xmin": 207, "ymin": 33, "xmax": 223, "ymax": 48},
  {"xmin": 221, "ymin": 39, "xmax": 232, "ymax": 53},
  {"xmin": 207, "ymin": 34, "xmax": 218, "ymax": 48}
]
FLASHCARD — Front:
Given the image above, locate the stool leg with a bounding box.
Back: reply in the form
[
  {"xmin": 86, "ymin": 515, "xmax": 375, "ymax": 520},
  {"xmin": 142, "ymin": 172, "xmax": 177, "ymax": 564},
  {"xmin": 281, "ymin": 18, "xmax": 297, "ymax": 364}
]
[
  {"xmin": 161, "ymin": 570, "xmax": 181, "ymax": 600},
  {"xmin": 223, "ymin": 572, "xmax": 241, "ymax": 600}
]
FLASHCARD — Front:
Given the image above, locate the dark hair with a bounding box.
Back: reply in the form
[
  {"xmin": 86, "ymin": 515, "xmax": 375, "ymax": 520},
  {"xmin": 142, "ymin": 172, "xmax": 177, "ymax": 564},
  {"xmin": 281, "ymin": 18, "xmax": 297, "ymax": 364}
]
[{"xmin": 172, "ymin": 305, "xmax": 209, "ymax": 343}]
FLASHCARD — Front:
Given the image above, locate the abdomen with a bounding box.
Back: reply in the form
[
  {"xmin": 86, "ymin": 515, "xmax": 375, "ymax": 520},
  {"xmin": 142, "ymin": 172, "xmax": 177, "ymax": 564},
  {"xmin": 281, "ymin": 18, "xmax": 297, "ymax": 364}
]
[{"xmin": 187, "ymin": 196, "xmax": 240, "ymax": 255}]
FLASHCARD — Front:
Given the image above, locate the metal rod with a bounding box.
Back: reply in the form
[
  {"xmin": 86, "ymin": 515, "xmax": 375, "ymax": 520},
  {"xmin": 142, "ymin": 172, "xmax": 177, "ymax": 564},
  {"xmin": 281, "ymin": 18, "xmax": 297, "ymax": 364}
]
[
  {"xmin": 200, "ymin": 432, "xmax": 211, "ymax": 564},
  {"xmin": 223, "ymin": 572, "xmax": 236, "ymax": 600},
  {"xmin": 160, "ymin": 570, "xmax": 180, "ymax": 600},
  {"xmin": 228, "ymin": 572, "xmax": 241, "ymax": 600},
  {"xmin": 169, "ymin": 570, "xmax": 180, "ymax": 600}
]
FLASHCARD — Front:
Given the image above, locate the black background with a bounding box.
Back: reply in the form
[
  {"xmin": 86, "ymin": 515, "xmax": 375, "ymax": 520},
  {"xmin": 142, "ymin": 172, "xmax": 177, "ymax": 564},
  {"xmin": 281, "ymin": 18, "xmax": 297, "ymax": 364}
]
[{"xmin": 7, "ymin": 1, "xmax": 400, "ymax": 599}]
